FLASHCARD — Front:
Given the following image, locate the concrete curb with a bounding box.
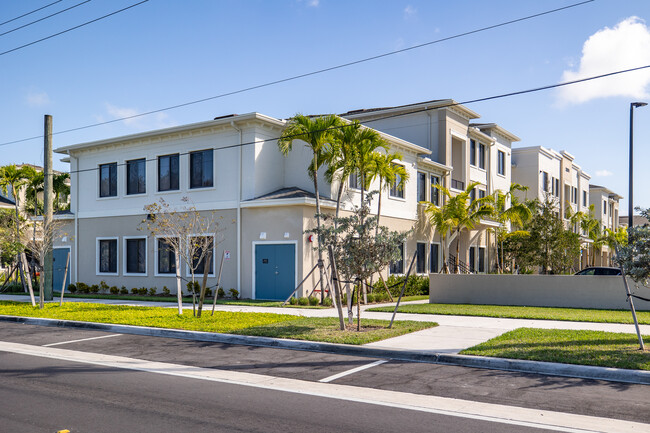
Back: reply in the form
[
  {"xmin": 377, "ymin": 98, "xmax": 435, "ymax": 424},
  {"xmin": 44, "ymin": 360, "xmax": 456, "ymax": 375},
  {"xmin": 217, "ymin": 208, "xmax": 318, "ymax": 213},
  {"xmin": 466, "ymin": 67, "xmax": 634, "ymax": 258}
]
[{"xmin": 2, "ymin": 315, "xmax": 649, "ymax": 385}]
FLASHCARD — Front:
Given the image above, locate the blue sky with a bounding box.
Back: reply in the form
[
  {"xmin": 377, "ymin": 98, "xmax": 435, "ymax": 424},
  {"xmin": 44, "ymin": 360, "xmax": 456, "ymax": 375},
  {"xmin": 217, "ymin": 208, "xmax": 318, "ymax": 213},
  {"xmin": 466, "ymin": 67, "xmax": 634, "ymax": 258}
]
[{"xmin": 2, "ymin": 0, "xmax": 650, "ymax": 214}]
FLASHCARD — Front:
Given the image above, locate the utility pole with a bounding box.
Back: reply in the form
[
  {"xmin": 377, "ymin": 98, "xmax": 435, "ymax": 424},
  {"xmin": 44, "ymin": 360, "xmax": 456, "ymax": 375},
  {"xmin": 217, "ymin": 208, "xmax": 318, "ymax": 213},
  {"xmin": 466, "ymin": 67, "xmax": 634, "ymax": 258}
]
[{"xmin": 43, "ymin": 115, "xmax": 54, "ymax": 301}]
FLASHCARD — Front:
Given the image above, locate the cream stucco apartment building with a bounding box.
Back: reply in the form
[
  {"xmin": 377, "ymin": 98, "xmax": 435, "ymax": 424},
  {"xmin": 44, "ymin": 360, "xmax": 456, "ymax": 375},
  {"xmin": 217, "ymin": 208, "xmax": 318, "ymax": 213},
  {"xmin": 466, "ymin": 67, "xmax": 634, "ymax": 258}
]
[
  {"xmin": 53, "ymin": 100, "xmax": 518, "ymax": 300},
  {"xmin": 589, "ymin": 184, "xmax": 623, "ymax": 266}
]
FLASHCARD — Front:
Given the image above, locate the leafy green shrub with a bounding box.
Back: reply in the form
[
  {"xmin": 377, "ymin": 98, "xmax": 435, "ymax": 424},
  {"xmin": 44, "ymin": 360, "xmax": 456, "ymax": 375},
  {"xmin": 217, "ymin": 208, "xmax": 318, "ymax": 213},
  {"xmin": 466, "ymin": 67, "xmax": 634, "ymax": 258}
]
[
  {"xmin": 229, "ymin": 288, "xmax": 239, "ymax": 299},
  {"xmin": 297, "ymin": 297, "xmax": 309, "ymax": 306},
  {"xmin": 67, "ymin": 283, "xmax": 77, "ymax": 294},
  {"xmin": 322, "ymin": 297, "xmax": 333, "ymax": 307},
  {"xmin": 120, "ymin": 286, "xmax": 128, "ymax": 295},
  {"xmin": 77, "ymin": 282, "xmax": 89, "ymax": 294},
  {"xmin": 131, "ymin": 288, "xmax": 138, "ymax": 295},
  {"xmin": 109, "ymin": 286, "xmax": 119, "ymax": 295},
  {"xmin": 204, "ymin": 287, "xmax": 212, "ymax": 297},
  {"xmin": 186, "ymin": 281, "xmax": 200, "ymax": 295},
  {"xmin": 90, "ymin": 284, "xmax": 100, "ymax": 294},
  {"xmin": 148, "ymin": 287, "xmax": 157, "ymax": 296},
  {"xmin": 217, "ymin": 287, "xmax": 225, "ymax": 298},
  {"xmin": 99, "ymin": 281, "xmax": 109, "ymax": 294},
  {"xmin": 378, "ymin": 275, "xmax": 429, "ymax": 297},
  {"xmin": 342, "ymin": 291, "xmax": 358, "ymax": 305},
  {"xmin": 289, "ymin": 297, "xmax": 298, "ymax": 305},
  {"xmin": 366, "ymin": 293, "xmax": 375, "ymax": 303},
  {"xmin": 308, "ymin": 296, "xmax": 319, "ymax": 306},
  {"xmin": 138, "ymin": 287, "xmax": 147, "ymax": 296},
  {"xmin": 162, "ymin": 286, "xmax": 170, "ymax": 296}
]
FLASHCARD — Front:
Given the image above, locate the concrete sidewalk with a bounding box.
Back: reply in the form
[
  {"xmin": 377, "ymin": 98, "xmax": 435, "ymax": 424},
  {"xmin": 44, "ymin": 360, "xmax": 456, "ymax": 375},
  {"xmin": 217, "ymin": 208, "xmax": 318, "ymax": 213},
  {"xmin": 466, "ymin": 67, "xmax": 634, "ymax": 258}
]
[{"xmin": 2, "ymin": 294, "xmax": 648, "ymax": 354}]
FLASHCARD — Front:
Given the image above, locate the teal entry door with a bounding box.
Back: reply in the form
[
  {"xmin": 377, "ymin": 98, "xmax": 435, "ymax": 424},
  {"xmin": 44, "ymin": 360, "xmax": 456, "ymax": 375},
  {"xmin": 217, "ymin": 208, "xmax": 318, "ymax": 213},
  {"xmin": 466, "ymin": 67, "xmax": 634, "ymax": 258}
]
[
  {"xmin": 53, "ymin": 248, "xmax": 71, "ymax": 293},
  {"xmin": 255, "ymin": 244, "xmax": 296, "ymax": 300}
]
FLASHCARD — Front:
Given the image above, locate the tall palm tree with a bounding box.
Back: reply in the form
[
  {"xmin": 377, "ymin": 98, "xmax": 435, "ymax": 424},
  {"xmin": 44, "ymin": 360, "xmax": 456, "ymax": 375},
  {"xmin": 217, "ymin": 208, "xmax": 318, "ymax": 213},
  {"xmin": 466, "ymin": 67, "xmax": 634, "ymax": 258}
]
[
  {"xmin": 278, "ymin": 114, "xmax": 342, "ymax": 303},
  {"xmin": 427, "ymin": 181, "xmax": 493, "ymax": 273},
  {"xmin": 322, "ymin": 120, "xmax": 359, "ymax": 221},
  {"xmin": 491, "ymin": 183, "xmax": 532, "ymax": 273},
  {"xmin": 370, "ymin": 151, "xmax": 408, "ymax": 231},
  {"xmin": 23, "ymin": 166, "xmax": 44, "ymax": 215},
  {"xmin": 578, "ymin": 204, "xmax": 602, "ymax": 266},
  {"xmin": 351, "ymin": 128, "xmax": 389, "ymax": 209},
  {"xmin": 423, "ymin": 201, "xmax": 454, "ymax": 273},
  {"xmin": 52, "ymin": 172, "xmax": 70, "ymax": 211}
]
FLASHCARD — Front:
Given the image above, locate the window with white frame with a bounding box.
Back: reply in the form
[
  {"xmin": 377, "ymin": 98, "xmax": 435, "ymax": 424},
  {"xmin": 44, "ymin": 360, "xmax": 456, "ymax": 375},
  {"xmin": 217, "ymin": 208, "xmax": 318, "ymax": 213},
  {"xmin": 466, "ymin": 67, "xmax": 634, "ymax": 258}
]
[
  {"xmin": 99, "ymin": 163, "xmax": 117, "ymax": 198},
  {"xmin": 190, "ymin": 149, "xmax": 213, "ymax": 189},
  {"xmin": 429, "ymin": 243, "xmax": 439, "ymax": 273},
  {"xmin": 417, "ymin": 172, "xmax": 426, "ymax": 202},
  {"xmin": 389, "ymin": 164, "xmax": 404, "ymax": 199},
  {"xmin": 98, "ymin": 238, "xmax": 118, "ymax": 274},
  {"xmin": 126, "ymin": 158, "xmax": 146, "ymax": 195},
  {"xmin": 478, "ymin": 143, "xmax": 486, "ymax": 169},
  {"xmin": 469, "ymin": 246, "xmax": 476, "ymax": 272},
  {"xmin": 582, "ymin": 190, "xmax": 587, "ymax": 207},
  {"xmin": 542, "ymin": 171, "xmax": 549, "ymax": 192},
  {"xmin": 478, "ymin": 247, "xmax": 485, "ymax": 273},
  {"xmin": 497, "ymin": 150, "xmax": 505, "ymax": 175},
  {"xmin": 603, "ymin": 200, "xmax": 607, "ymax": 214},
  {"xmin": 157, "ymin": 238, "xmax": 177, "ymax": 274},
  {"xmin": 469, "ymin": 140, "xmax": 476, "ymax": 166},
  {"xmin": 430, "ymin": 175, "xmax": 440, "ymax": 206},
  {"xmin": 125, "ymin": 237, "xmax": 147, "ymax": 274},
  {"xmin": 416, "ymin": 242, "xmax": 426, "ymax": 274},
  {"xmin": 389, "ymin": 243, "xmax": 404, "ymax": 274},
  {"xmin": 190, "ymin": 235, "xmax": 214, "ymax": 275},
  {"xmin": 158, "ymin": 154, "xmax": 179, "ymax": 192}
]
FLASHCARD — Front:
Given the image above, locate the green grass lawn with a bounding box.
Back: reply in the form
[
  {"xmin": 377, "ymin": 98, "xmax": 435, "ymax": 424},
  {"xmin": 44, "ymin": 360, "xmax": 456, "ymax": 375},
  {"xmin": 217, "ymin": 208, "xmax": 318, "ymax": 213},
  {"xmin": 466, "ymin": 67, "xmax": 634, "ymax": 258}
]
[
  {"xmin": 0, "ymin": 301, "xmax": 436, "ymax": 345},
  {"xmin": 368, "ymin": 303, "xmax": 650, "ymax": 324},
  {"xmin": 461, "ymin": 328, "xmax": 650, "ymax": 370}
]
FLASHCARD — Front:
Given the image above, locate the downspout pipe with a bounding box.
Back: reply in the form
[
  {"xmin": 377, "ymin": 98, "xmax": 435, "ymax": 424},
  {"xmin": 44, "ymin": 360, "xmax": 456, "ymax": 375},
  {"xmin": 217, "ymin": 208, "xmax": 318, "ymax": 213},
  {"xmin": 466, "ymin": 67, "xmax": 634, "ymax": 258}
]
[
  {"xmin": 72, "ymin": 154, "xmax": 79, "ymax": 284},
  {"xmin": 231, "ymin": 121, "xmax": 242, "ymax": 294}
]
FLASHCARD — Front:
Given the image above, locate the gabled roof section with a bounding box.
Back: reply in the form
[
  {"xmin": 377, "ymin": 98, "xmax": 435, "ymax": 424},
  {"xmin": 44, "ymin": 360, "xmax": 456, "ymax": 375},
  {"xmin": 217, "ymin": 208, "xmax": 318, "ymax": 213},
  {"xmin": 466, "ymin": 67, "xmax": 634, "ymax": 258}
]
[
  {"xmin": 242, "ymin": 187, "xmax": 336, "ymax": 209},
  {"xmin": 55, "ymin": 112, "xmax": 286, "ymax": 155},
  {"xmin": 590, "ymin": 184, "xmax": 623, "ymax": 200},
  {"xmin": 0, "ymin": 194, "xmax": 15, "ymax": 206},
  {"xmin": 250, "ymin": 187, "xmax": 317, "ymax": 201},
  {"xmin": 340, "ymin": 99, "xmax": 480, "ymax": 121}
]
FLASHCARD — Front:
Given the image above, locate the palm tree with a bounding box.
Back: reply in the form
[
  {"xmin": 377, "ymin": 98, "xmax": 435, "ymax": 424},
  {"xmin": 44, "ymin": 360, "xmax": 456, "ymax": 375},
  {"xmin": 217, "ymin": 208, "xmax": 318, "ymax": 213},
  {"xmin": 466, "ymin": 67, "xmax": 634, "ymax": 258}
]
[
  {"xmin": 423, "ymin": 201, "xmax": 454, "ymax": 273},
  {"xmin": 427, "ymin": 181, "xmax": 493, "ymax": 273},
  {"xmin": 278, "ymin": 114, "xmax": 342, "ymax": 303},
  {"xmin": 346, "ymin": 125, "xmax": 389, "ymax": 209},
  {"xmin": 23, "ymin": 166, "xmax": 44, "ymax": 215},
  {"xmin": 0, "ymin": 164, "xmax": 29, "ymax": 288},
  {"xmin": 491, "ymin": 183, "xmax": 532, "ymax": 273},
  {"xmin": 52, "ymin": 172, "xmax": 70, "ymax": 211},
  {"xmin": 577, "ymin": 204, "xmax": 602, "ymax": 266},
  {"xmin": 370, "ymin": 151, "xmax": 408, "ymax": 231},
  {"xmin": 322, "ymin": 120, "xmax": 359, "ymax": 221}
]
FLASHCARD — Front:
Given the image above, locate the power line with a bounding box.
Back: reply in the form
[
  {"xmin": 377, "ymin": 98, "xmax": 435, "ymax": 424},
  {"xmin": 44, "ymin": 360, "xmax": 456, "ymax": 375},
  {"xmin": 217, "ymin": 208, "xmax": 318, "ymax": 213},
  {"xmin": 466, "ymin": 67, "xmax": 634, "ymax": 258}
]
[
  {"xmin": 0, "ymin": 0, "xmax": 149, "ymax": 57},
  {"xmin": 64, "ymin": 63, "xmax": 650, "ymax": 177},
  {"xmin": 0, "ymin": 0, "xmax": 593, "ymax": 148},
  {"xmin": 0, "ymin": 0, "xmax": 63, "ymax": 27},
  {"xmin": 0, "ymin": 0, "xmax": 93, "ymax": 38}
]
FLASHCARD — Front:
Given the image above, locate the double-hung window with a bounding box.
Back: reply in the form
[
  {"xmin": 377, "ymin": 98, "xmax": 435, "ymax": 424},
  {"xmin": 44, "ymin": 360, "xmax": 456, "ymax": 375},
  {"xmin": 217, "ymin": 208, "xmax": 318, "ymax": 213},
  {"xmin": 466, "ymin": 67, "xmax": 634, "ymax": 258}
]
[
  {"xmin": 158, "ymin": 154, "xmax": 179, "ymax": 192},
  {"xmin": 478, "ymin": 143, "xmax": 486, "ymax": 169},
  {"xmin": 98, "ymin": 239, "xmax": 118, "ymax": 274},
  {"xmin": 389, "ymin": 164, "xmax": 404, "ymax": 199},
  {"xmin": 542, "ymin": 171, "xmax": 549, "ymax": 192},
  {"xmin": 417, "ymin": 172, "xmax": 426, "ymax": 202},
  {"xmin": 126, "ymin": 158, "xmax": 146, "ymax": 195},
  {"xmin": 190, "ymin": 149, "xmax": 213, "ymax": 189},
  {"xmin": 99, "ymin": 163, "xmax": 117, "ymax": 197},
  {"xmin": 603, "ymin": 201, "xmax": 607, "ymax": 215},
  {"xmin": 125, "ymin": 238, "xmax": 147, "ymax": 274},
  {"xmin": 157, "ymin": 238, "xmax": 177, "ymax": 274},
  {"xmin": 582, "ymin": 190, "xmax": 587, "ymax": 207},
  {"xmin": 430, "ymin": 175, "xmax": 440, "ymax": 206},
  {"xmin": 497, "ymin": 150, "xmax": 505, "ymax": 175},
  {"xmin": 430, "ymin": 243, "xmax": 439, "ymax": 273}
]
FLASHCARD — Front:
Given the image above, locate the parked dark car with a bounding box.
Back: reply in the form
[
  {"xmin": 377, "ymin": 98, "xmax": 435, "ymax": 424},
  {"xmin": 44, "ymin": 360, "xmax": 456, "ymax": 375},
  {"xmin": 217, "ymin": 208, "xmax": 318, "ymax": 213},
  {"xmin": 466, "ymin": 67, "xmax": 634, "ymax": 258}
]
[{"xmin": 575, "ymin": 267, "xmax": 621, "ymax": 276}]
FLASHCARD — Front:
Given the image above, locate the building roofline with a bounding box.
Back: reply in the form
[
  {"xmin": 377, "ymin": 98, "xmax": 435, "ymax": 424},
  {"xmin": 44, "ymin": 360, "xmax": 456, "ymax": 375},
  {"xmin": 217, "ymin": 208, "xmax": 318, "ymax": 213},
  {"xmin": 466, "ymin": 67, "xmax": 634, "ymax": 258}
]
[
  {"xmin": 54, "ymin": 112, "xmax": 286, "ymax": 154},
  {"xmin": 470, "ymin": 123, "xmax": 521, "ymax": 142},
  {"xmin": 340, "ymin": 99, "xmax": 481, "ymax": 121}
]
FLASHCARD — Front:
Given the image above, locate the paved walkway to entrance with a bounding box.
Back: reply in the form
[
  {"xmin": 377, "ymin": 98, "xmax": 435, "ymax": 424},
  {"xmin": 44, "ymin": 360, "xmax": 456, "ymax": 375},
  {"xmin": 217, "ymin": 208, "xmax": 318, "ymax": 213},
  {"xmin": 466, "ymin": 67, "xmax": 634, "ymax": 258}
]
[{"xmin": 2, "ymin": 294, "xmax": 648, "ymax": 354}]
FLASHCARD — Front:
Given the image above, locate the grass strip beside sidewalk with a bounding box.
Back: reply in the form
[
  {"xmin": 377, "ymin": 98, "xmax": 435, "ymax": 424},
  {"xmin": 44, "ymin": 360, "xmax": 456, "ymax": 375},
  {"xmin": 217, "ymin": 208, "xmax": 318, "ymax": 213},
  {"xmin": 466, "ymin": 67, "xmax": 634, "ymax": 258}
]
[
  {"xmin": 461, "ymin": 328, "xmax": 650, "ymax": 370},
  {"xmin": 0, "ymin": 301, "xmax": 436, "ymax": 345},
  {"xmin": 368, "ymin": 303, "xmax": 650, "ymax": 324}
]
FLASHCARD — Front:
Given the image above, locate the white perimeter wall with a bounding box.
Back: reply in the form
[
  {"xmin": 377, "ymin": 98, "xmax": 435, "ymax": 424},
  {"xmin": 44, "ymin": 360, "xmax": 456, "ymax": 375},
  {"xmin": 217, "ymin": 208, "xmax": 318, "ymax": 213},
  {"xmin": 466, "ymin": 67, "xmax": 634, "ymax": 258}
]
[{"xmin": 429, "ymin": 274, "xmax": 649, "ymax": 310}]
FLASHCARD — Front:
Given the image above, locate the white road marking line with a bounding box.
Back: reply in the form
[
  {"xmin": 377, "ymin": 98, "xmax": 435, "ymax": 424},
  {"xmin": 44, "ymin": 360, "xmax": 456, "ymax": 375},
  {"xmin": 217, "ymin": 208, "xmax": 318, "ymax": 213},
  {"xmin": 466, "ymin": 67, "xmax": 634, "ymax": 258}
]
[
  {"xmin": 42, "ymin": 333, "xmax": 122, "ymax": 347},
  {"xmin": 0, "ymin": 340, "xmax": 644, "ymax": 433},
  {"xmin": 319, "ymin": 360, "xmax": 388, "ymax": 383}
]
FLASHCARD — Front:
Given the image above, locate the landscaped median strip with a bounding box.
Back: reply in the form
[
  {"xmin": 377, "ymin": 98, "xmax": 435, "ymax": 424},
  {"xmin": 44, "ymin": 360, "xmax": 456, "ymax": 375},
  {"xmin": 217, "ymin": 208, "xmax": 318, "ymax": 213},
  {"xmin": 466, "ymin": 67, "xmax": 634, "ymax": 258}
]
[{"xmin": 0, "ymin": 301, "xmax": 435, "ymax": 345}]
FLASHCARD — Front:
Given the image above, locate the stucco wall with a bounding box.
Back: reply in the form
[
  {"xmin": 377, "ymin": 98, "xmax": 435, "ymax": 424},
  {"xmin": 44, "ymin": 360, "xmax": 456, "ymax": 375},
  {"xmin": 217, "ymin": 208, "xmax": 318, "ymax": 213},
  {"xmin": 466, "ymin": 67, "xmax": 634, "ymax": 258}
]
[{"xmin": 428, "ymin": 274, "xmax": 649, "ymax": 310}]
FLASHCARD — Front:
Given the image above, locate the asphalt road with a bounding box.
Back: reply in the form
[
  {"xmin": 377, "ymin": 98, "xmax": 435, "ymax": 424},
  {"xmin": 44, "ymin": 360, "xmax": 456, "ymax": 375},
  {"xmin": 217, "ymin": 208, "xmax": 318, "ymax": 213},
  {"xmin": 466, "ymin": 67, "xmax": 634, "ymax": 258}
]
[{"xmin": 0, "ymin": 322, "xmax": 648, "ymax": 432}]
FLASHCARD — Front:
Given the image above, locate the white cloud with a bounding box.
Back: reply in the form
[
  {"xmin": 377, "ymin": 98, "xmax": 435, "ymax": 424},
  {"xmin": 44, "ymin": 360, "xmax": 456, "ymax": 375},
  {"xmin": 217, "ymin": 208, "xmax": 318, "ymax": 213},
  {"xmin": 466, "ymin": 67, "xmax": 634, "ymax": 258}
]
[
  {"xmin": 309, "ymin": 0, "xmax": 319, "ymax": 6},
  {"xmin": 105, "ymin": 103, "xmax": 175, "ymax": 130},
  {"xmin": 25, "ymin": 90, "xmax": 51, "ymax": 107},
  {"xmin": 595, "ymin": 169, "xmax": 614, "ymax": 177},
  {"xmin": 557, "ymin": 17, "xmax": 650, "ymax": 105},
  {"xmin": 404, "ymin": 5, "xmax": 417, "ymax": 19}
]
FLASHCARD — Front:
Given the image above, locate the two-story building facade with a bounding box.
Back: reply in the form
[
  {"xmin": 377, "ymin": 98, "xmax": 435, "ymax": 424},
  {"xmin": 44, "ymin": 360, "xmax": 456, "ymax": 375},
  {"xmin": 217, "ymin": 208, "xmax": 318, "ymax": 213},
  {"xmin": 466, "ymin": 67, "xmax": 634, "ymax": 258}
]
[{"xmin": 589, "ymin": 184, "xmax": 623, "ymax": 266}]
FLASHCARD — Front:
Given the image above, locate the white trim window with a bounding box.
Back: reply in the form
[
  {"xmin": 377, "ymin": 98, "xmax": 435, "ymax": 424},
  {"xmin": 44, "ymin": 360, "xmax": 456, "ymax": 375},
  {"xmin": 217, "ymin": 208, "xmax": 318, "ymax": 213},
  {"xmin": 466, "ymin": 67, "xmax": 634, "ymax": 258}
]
[
  {"xmin": 430, "ymin": 175, "xmax": 440, "ymax": 206},
  {"xmin": 416, "ymin": 242, "xmax": 427, "ymax": 274},
  {"xmin": 389, "ymin": 164, "xmax": 405, "ymax": 199},
  {"xmin": 99, "ymin": 162, "xmax": 117, "ymax": 198},
  {"xmin": 389, "ymin": 242, "xmax": 405, "ymax": 275},
  {"xmin": 187, "ymin": 234, "xmax": 215, "ymax": 277},
  {"xmin": 429, "ymin": 243, "xmax": 440, "ymax": 273},
  {"xmin": 189, "ymin": 149, "xmax": 214, "ymax": 189},
  {"xmin": 126, "ymin": 158, "xmax": 146, "ymax": 195},
  {"xmin": 158, "ymin": 153, "xmax": 179, "ymax": 192},
  {"xmin": 155, "ymin": 237, "xmax": 177, "ymax": 276},
  {"xmin": 497, "ymin": 150, "xmax": 505, "ymax": 176},
  {"xmin": 124, "ymin": 236, "xmax": 147, "ymax": 275},
  {"xmin": 417, "ymin": 172, "xmax": 426, "ymax": 202},
  {"xmin": 97, "ymin": 237, "xmax": 118, "ymax": 275}
]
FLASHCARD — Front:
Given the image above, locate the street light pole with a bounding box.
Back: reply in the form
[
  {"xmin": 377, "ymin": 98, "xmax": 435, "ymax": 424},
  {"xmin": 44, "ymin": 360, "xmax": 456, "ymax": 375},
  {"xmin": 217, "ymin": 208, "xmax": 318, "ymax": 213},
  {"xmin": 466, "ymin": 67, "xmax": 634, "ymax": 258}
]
[{"xmin": 629, "ymin": 102, "xmax": 647, "ymax": 229}]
